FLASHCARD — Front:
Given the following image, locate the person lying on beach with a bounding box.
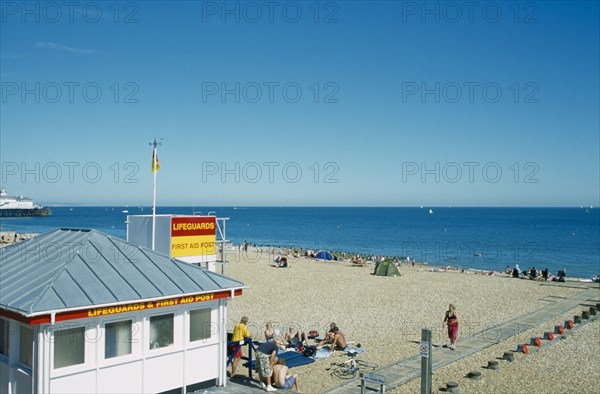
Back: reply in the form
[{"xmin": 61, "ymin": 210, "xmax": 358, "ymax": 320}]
[
  {"xmin": 318, "ymin": 326, "xmax": 347, "ymax": 351},
  {"xmin": 272, "ymin": 358, "xmax": 302, "ymax": 392}
]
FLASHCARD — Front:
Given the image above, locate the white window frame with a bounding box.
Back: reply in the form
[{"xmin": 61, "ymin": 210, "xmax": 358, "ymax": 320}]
[
  {"xmin": 187, "ymin": 305, "xmax": 218, "ymax": 348},
  {"xmin": 145, "ymin": 307, "xmax": 182, "ymax": 357},
  {"xmin": 50, "ymin": 321, "xmax": 96, "ymax": 378},
  {"xmin": 99, "ymin": 314, "xmax": 142, "ymax": 367},
  {"xmin": 53, "ymin": 325, "xmax": 86, "ymax": 369}
]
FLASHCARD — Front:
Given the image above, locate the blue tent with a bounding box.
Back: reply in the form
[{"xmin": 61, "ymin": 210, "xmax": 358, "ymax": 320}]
[{"xmin": 315, "ymin": 250, "xmax": 334, "ymax": 260}]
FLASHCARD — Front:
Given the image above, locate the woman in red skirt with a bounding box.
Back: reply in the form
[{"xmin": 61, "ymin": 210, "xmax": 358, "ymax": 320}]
[{"xmin": 444, "ymin": 304, "xmax": 459, "ymax": 350}]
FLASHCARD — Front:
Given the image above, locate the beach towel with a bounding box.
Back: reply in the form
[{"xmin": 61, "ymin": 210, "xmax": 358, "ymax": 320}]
[
  {"xmin": 345, "ymin": 346, "xmax": 365, "ymax": 355},
  {"xmin": 277, "ymin": 351, "xmax": 315, "ymax": 368},
  {"xmin": 314, "ymin": 345, "xmax": 365, "ymax": 359},
  {"xmin": 314, "ymin": 348, "xmax": 333, "ymax": 359}
]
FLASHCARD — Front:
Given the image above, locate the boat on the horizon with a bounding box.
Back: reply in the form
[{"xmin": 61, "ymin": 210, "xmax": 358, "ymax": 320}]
[
  {"xmin": 0, "ymin": 189, "xmax": 51, "ymax": 217},
  {"xmin": 429, "ymin": 209, "xmax": 433, "ymax": 214}
]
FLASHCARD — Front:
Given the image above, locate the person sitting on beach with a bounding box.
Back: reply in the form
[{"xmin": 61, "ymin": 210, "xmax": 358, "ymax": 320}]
[
  {"xmin": 528, "ymin": 267, "xmax": 537, "ymax": 280},
  {"xmin": 265, "ymin": 323, "xmax": 275, "ymax": 342},
  {"xmin": 504, "ymin": 265, "xmax": 512, "ymax": 274},
  {"xmin": 351, "ymin": 256, "xmax": 365, "ymax": 267},
  {"xmin": 542, "ymin": 268, "xmax": 549, "ymax": 281},
  {"xmin": 272, "ymin": 358, "xmax": 301, "ymax": 392},
  {"xmin": 321, "ymin": 322, "xmax": 337, "ymax": 341},
  {"xmin": 318, "ymin": 326, "xmax": 347, "ymax": 351},
  {"xmin": 512, "ymin": 264, "xmax": 521, "ymax": 278},
  {"xmin": 557, "ymin": 268, "xmax": 567, "ymax": 282},
  {"xmin": 285, "ymin": 326, "xmax": 307, "ymax": 348},
  {"xmin": 271, "ymin": 256, "xmax": 288, "ymax": 268}
]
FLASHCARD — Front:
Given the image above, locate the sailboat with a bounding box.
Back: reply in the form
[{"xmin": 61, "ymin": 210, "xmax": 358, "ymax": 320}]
[{"xmin": 429, "ymin": 209, "xmax": 433, "ymax": 215}]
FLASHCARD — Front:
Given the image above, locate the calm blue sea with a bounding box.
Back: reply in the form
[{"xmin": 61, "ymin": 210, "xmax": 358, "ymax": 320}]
[{"xmin": 1, "ymin": 207, "xmax": 599, "ymax": 278}]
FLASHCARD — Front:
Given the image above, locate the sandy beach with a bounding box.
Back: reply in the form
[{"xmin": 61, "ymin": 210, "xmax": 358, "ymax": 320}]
[{"xmin": 223, "ymin": 248, "xmax": 600, "ymax": 393}]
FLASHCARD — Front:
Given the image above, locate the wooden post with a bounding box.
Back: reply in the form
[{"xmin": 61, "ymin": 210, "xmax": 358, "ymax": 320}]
[
  {"xmin": 446, "ymin": 381, "xmax": 459, "ymax": 393},
  {"xmin": 582, "ymin": 310, "xmax": 590, "ymax": 320},
  {"xmin": 467, "ymin": 371, "xmax": 482, "ymax": 380},
  {"xmin": 421, "ymin": 328, "xmax": 432, "ymax": 394},
  {"xmin": 487, "ymin": 360, "xmax": 500, "ymax": 370},
  {"xmin": 503, "ymin": 351, "xmax": 515, "ymax": 362}
]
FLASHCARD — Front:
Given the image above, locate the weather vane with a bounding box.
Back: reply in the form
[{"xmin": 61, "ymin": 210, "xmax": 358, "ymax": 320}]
[{"xmin": 149, "ymin": 138, "xmax": 163, "ymax": 148}]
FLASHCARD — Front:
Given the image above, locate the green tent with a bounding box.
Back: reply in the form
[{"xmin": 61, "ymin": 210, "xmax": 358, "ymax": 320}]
[{"xmin": 375, "ymin": 260, "xmax": 401, "ymax": 277}]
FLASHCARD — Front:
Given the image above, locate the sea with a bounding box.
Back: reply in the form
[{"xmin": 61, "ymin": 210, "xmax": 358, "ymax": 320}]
[{"xmin": 1, "ymin": 207, "xmax": 599, "ymax": 279}]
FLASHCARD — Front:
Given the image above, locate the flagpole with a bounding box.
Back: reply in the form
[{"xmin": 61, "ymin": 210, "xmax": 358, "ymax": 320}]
[
  {"xmin": 150, "ymin": 138, "xmax": 162, "ymax": 250},
  {"xmin": 152, "ymin": 147, "xmax": 157, "ymax": 250}
]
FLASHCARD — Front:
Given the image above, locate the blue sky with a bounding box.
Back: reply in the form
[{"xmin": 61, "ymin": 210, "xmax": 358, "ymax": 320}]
[{"xmin": 1, "ymin": 1, "xmax": 598, "ymax": 206}]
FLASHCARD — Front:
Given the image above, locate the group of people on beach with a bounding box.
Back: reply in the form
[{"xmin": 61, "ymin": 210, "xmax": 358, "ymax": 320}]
[
  {"xmin": 229, "ymin": 316, "xmax": 294, "ymax": 392},
  {"xmin": 507, "ymin": 264, "xmax": 567, "ymax": 282},
  {"xmin": 229, "ymin": 317, "xmax": 353, "ymax": 392}
]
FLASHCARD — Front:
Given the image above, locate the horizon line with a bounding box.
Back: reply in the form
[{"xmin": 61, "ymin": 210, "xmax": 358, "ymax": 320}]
[{"xmin": 43, "ymin": 204, "xmax": 597, "ymax": 209}]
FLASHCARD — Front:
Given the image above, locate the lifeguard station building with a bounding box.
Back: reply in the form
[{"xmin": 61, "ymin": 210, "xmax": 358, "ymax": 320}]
[{"xmin": 0, "ymin": 228, "xmax": 245, "ymax": 393}]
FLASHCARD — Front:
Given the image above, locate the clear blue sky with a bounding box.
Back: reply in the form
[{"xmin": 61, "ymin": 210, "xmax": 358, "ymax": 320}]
[{"xmin": 1, "ymin": 1, "xmax": 598, "ymax": 206}]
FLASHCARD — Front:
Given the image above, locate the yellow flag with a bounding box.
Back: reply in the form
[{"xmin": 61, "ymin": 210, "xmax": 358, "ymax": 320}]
[{"xmin": 151, "ymin": 148, "xmax": 160, "ymax": 173}]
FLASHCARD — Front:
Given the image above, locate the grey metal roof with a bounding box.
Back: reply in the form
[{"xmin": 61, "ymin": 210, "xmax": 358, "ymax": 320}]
[{"xmin": 0, "ymin": 228, "xmax": 245, "ymax": 316}]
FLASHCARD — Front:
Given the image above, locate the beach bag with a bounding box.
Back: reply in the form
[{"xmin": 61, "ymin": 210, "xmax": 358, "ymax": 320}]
[
  {"xmin": 308, "ymin": 330, "xmax": 318, "ymax": 339},
  {"xmin": 302, "ymin": 345, "xmax": 317, "ymax": 357}
]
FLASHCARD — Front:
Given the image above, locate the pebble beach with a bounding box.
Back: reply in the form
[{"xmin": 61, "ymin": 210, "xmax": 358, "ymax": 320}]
[
  {"xmin": 2, "ymin": 234, "xmax": 598, "ymax": 393},
  {"xmin": 223, "ymin": 249, "xmax": 599, "ymax": 393}
]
